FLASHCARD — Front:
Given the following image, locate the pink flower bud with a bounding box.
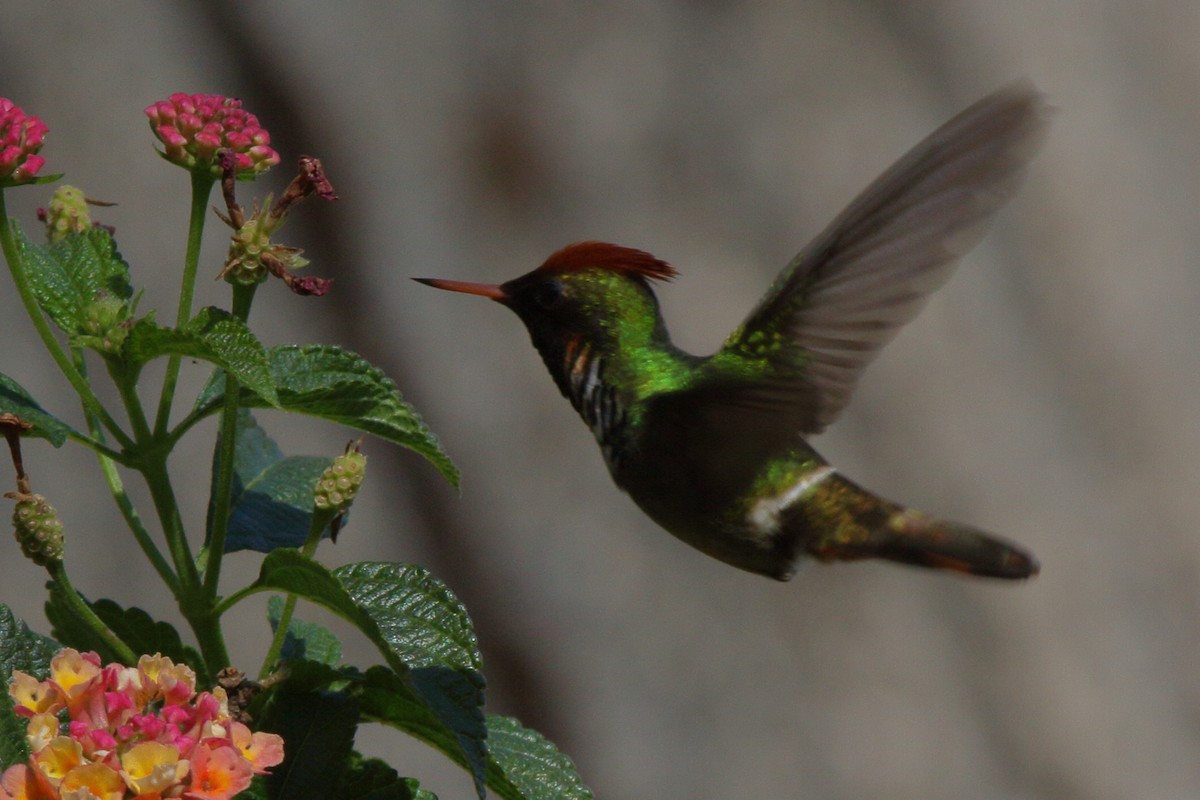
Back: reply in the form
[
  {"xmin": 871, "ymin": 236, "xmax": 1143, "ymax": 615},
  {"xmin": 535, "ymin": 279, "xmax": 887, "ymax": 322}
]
[
  {"xmin": 0, "ymin": 98, "xmax": 48, "ymax": 187},
  {"xmin": 145, "ymin": 93, "xmax": 280, "ymax": 179}
]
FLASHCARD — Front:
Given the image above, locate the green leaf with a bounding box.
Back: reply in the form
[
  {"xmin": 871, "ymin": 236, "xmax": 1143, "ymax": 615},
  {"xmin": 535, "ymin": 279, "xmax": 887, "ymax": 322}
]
[
  {"xmin": 260, "ymin": 687, "xmax": 359, "ymax": 800},
  {"xmin": 267, "ymin": 596, "xmax": 343, "ymax": 667},
  {"xmin": 335, "ymin": 562, "xmax": 486, "ymax": 796},
  {"xmin": 0, "ymin": 604, "xmax": 60, "ymax": 769},
  {"xmin": 44, "ymin": 586, "xmax": 199, "ymax": 670},
  {"xmin": 210, "ymin": 410, "xmax": 334, "ymax": 553},
  {"xmin": 334, "ymin": 562, "xmax": 481, "ymax": 672},
  {"xmin": 0, "ymin": 372, "xmax": 76, "ymax": 447},
  {"xmin": 239, "ymin": 775, "xmax": 272, "ymax": 800},
  {"xmin": 14, "ymin": 224, "xmax": 133, "ymax": 333},
  {"xmin": 337, "ymin": 752, "xmax": 438, "ymax": 800},
  {"xmin": 246, "ymin": 554, "xmax": 487, "ymax": 797},
  {"xmin": 248, "ymin": 552, "xmax": 400, "ymax": 673},
  {"xmin": 355, "ymin": 665, "xmax": 487, "ymax": 800},
  {"xmin": 44, "ymin": 580, "xmax": 114, "ymax": 662},
  {"xmin": 124, "ymin": 307, "xmax": 278, "ymax": 405},
  {"xmin": 90, "ymin": 600, "xmax": 201, "ymax": 669},
  {"xmin": 195, "ymin": 344, "xmax": 457, "ymax": 487},
  {"xmin": 484, "ymin": 715, "xmax": 593, "ymax": 800}
]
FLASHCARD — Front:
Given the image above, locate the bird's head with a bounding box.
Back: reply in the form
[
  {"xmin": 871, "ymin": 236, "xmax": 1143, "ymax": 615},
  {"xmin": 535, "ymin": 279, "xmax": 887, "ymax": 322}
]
[{"xmin": 416, "ymin": 241, "xmax": 678, "ymax": 360}]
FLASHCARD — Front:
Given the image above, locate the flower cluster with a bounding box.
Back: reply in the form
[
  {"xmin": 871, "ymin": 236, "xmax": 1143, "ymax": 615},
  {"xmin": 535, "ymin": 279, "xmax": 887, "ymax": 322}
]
[
  {"xmin": 2, "ymin": 649, "xmax": 283, "ymax": 800},
  {"xmin": 145, "ymin": 94, "xmax": 279, "ymax": 179},
  {"xmin": 0, "ymin": 98, "xmax": 48, "ymax": 187}
]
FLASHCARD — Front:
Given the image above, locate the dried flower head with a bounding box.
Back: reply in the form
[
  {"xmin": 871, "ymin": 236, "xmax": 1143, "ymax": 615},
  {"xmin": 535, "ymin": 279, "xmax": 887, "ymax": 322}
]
[
  {"xmin": 217, "ymin": 155, "xmax": 335, "ymax": 295},
  {"xmin": 0, "ymin": 98, "xmax": 49, "ymax": 187},
  {"xmin": 144, "ymin": 93, "xmax": 279, "ymax": 179}
]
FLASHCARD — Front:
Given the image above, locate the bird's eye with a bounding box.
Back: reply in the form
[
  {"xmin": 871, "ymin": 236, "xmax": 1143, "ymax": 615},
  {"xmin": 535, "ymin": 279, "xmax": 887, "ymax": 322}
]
[{"xmin": 532, "ymin": 279, "xmax": 565, "ymax": 308}]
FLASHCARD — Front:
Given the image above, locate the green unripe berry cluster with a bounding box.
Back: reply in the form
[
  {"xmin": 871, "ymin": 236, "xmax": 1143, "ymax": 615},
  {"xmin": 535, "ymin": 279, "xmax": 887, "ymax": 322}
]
[
  {"xmin": 12, "ymin": 493, "xmax": 64, "ymax": 567},
  {"xmin": 314, "ymin": 449, "xmax": 367, "ymax": 513}
]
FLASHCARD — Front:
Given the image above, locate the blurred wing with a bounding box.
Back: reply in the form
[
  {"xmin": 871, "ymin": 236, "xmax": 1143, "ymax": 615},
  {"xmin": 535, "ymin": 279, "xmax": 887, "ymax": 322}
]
[{"xmin": 720, "ymin": 81, "xmax": 1051, "ymax": 433}]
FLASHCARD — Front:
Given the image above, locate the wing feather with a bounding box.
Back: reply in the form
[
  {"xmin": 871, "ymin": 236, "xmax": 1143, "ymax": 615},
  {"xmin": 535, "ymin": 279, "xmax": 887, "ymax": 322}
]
[{"xmin": 722, "ymin": 81, "xmax": 1051, "ymax": 433}]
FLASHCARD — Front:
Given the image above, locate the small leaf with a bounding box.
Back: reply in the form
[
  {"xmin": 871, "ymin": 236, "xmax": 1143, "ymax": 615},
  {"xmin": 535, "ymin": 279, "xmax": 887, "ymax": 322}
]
[
  {"xmin": 335, "ymin": 562, "xmax": 481, "ymax": 672},
  {"xmin": 14, "ymin": 223, "xmax": 133, "ymax": 333},
  {"xmin": 485, "ymin": 715, "xmax": 593, "ymax": 800},
  {"xmin": 0, "ymin": 372, "xmax": 76, "ymax": 447},
  {"xmin": 195, "ymin": 344, "xmax": 457, "ymax": 487},
  {"xmin": 209, "ymin": 410, "xmax": 334, "ymax": 553},
  {"xmin": 267, "ymin": 596, "xmax": 343, "ymax": 666},
  {"xmin": 260, "ymin": 687, "xmax": 359, "ymax": 800},
  {"xmin": 124, "ymin": 307, "xmax": 278, "ymax": 405},
  {"xmin": 0, "ymin": 604, "xmax": 60, "ymax": 770}
]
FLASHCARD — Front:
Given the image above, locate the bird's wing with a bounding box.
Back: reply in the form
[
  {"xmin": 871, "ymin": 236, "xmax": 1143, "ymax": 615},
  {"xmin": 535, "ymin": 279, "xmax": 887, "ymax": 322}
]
[{"xmin": 717, "ymin": 81, "xmax": 1051, "ymax": 434}]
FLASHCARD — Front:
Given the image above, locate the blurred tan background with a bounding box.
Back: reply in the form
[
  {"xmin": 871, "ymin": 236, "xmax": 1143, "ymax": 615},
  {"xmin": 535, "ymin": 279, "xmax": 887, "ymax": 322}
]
[{"xmin": 3, "ymin": 3, "xmax": 1199, "ymax": 798}]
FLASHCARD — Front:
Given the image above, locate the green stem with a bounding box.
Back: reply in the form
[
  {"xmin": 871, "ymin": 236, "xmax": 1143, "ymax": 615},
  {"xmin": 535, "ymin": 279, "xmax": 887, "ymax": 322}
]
[
  {"xmin": 141, "ymin": 456, "xmax": 202, "ymax": 600},
  {"xmin": 142, "ymin": 454, "xmax": 228, "ymax": 673},
  {"xmin": 259, "ymin": 594, "xmax": 299, "ymax": 680},
  {"xmin": 202, "ymin": 283, "xmax": 257, "ymax": 597},
  {"xmin": 48, "ymin": 561, "xmax": 137, "ymax": 665},
  {"xmin": 63, "ymin": 430, "xmax": 128, "ymax": 465},
  {"xmin": 153, "ymin": 171, "xmax": 216, "ymax": 436},
  {"xmin": 257, "ymin": 510, "xmax": 333, "ymax": 680},
  {"xmin": 74, "ymin": 349, "xmax": 179, "ymax": 594},
  {"xmin": 112, "ymin": 362, "xmax": 154, "ymax": 444},
  {"xmin": 0, "ymin": 190, "xmax": 134, "ymax": 451}
]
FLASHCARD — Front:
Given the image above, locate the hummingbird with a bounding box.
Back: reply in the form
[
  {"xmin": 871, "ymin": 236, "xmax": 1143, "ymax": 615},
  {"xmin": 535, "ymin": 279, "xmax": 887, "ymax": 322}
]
[{"xmin": 418, "ymin": 83, "xmax": 1048, "ymax": 581}]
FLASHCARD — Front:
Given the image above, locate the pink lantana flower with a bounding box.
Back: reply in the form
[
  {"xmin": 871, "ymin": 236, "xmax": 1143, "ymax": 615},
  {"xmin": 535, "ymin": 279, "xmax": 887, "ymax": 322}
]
[
  {"xmin": 184, "ymin": 742, "xmax": 252, "ymax": 800},
  {"xmin": 0, "ymin": 649, "xmax": 284, "ymax": 800},
  {"xmin": 0, "ymin": 98, "xmax": 49, "ymax": 187},
  {"xmin": 145, "ymin": 93, "xmax": 279, "ymax": 179}
]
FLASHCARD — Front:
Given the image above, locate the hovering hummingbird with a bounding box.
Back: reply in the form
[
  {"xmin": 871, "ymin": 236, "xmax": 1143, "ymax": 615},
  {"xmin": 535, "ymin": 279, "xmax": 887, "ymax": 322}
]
[{"xmin": 418, "ymin": 83, "xmax": 1048, "ymax": 581}]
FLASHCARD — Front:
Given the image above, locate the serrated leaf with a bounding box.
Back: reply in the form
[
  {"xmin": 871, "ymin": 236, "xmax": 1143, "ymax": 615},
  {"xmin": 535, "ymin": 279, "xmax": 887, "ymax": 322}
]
[
  {"xmin": 43, "ymin": 585, "xmax": 199, "ymax": 671},
  {"xmin": 334, "ymin": 562, "xmax": 486, "ymax": 795},
  {"xmin": 356, "ymin": 665, "xmax": 486, "ymax": 800},
  {"xmin": 195, "ymin": 344, "xmax": 457, "ymax": 487},
  {"xmin": 91, "ymin": 600, "xmax": 201, "ymax": 669},
  {"xmin": 260, "ymin": 688, "xmax": 359, "ymax": 800},
  {"xmin": 249, "ymin": 552, "xmax": 400, "ymax": 674},
  {"xmin": 484, "ymin": 715, "xmax": 593, "ymax": 800},
  {"xmin": 337, "ymin": 752, "xmax": 437, "ymax": 800},
  {"xmin": 44, "ymin": 580, "xmax": 116, "ymax": 663},
  {"xmin": 14, "ymin": 223, "xmax": 133, "ymax": 333},
  {"xmin": 238, "ymin": 775, "xmax": 272, "ymax": 800},
  {"xmin": 335, "ymin": 562, "xmax": 481, "ymax": 672},
  {"xmin": 0, "ymin": 604, "xmax": 60, "ymax": 769},
  {"xmin": 267, "ymin": 596, "xmax": 343, "ymax": 666},
  {"xmin": 123, "ymin": 307, "xmax": 278, "ymax": 405},
  {"xmin": 209, "ymin": 410, "xmax": 334, "ymax": 553},
  {"xmin": 248, "ymin": 554, "xmax": 487, "ymax": 797},
  {"xmin": 0, "ymin": 372, "xmax": 76, "ymax": 447}
]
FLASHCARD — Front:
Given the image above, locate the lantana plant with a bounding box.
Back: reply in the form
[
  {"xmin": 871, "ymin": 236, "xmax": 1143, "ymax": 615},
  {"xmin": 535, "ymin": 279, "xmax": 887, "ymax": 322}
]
[{"xmin": 0, "ymin": 94, "xmax": 591, "ymax": 799}]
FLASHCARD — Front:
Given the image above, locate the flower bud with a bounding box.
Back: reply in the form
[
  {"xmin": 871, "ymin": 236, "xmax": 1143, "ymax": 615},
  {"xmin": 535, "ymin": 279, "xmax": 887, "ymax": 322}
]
[
  {"xmin": 0, "ymin": 97, "xmax": 49, "ymax": 187},
  {"xmin": 11, "ymin": 493, "xmax": 64, "ymax": 567},
  {"xmin": 74, "ymin": 292, "xmax": 133, "ymax": 354},
  {"xmin": 42, "ymin": 185, "xmax": 91, "ymax": 242},
  {"xmin": 313, "ymin": 446, "xmax": 366, "ymax": 514},
  {"xmin": 145, "ymin": 93, "xmax": 279, "ymax": 179}
]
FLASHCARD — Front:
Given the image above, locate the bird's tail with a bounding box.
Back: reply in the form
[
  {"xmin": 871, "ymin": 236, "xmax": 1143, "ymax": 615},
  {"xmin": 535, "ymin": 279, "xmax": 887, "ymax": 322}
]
[{"xmin": 800, "ymin": 475, "xmax": 1039, "ymax": 580}]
